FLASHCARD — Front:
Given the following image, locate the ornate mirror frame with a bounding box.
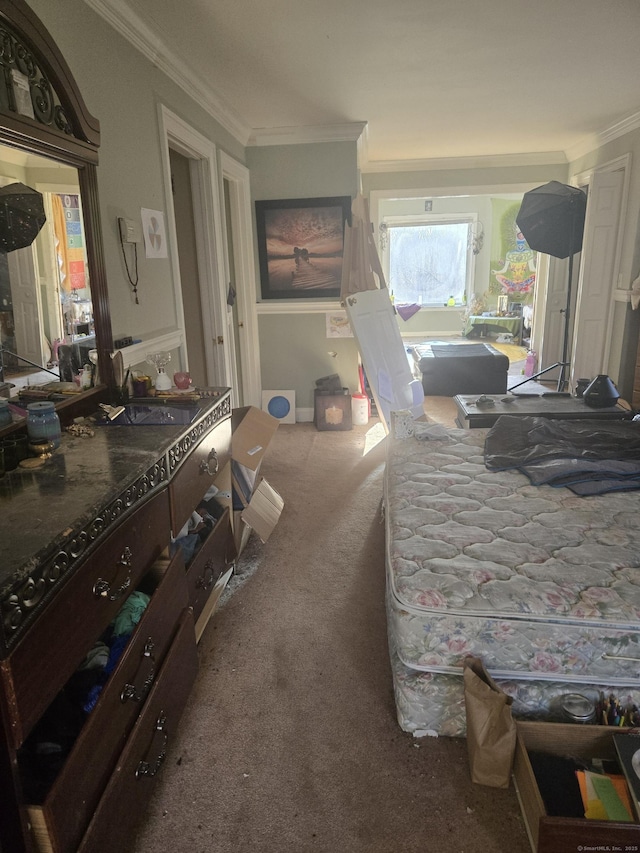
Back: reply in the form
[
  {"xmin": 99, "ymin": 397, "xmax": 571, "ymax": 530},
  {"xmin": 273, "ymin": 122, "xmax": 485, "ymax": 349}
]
[{"xmin": 0, "ymin": 0, "xmax": 113, "ymax": 406}]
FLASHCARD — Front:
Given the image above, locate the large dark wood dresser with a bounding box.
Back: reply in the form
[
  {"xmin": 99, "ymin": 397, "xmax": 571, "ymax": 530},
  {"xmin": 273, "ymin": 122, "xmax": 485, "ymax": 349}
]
[{"xmin": 0, "ymin": 391, "xmax": 234, "ymax": 852}]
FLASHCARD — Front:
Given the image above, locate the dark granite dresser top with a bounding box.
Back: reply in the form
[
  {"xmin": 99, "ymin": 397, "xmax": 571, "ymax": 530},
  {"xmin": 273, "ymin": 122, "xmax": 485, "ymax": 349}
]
[{"xmin": 0, "ymin": 390, "xmax": 231, "ymax": 655}]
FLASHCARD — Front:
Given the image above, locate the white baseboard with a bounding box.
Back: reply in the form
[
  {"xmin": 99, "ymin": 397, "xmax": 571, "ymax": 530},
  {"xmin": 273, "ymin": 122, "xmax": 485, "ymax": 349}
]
[
  {"xmin": 402, "ymin": 330, "xmax": 463, "ymax": 341},
  {"xmin": 296, "ymin": 407, "xmax": 314, "ymax": 423}
]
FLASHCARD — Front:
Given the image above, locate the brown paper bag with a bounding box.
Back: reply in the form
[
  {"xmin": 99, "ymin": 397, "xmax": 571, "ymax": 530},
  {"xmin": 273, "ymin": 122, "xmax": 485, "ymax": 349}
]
[{"xmin": 463, "ymin": 656, "xmax": 516, "ymax": 788}]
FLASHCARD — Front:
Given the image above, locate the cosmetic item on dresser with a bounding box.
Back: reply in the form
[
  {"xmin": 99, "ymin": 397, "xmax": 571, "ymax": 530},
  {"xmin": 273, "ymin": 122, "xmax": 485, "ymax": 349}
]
[
  {"xmin": 26, "ymin": 402, "xmax": 61, "ymax": 449},
  {"xmin": 0, "ymin": 398, "xmax": 11, "ymax": 426},
  {"xmin": 173, "ymin": 372, "xmax": 191, "ymax": 390}
]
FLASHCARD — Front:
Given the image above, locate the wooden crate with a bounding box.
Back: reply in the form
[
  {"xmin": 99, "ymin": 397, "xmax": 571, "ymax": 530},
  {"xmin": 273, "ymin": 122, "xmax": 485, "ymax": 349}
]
[{"xmin": 513, "ymin": 721, "xmax": 639, "ymax": 853}]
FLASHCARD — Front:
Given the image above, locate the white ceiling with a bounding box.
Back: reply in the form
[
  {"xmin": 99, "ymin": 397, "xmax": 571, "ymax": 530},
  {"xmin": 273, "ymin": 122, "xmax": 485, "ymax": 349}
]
[{"xmin": 89, "ymin": 0, "xmax": 640, "ymax": 169}]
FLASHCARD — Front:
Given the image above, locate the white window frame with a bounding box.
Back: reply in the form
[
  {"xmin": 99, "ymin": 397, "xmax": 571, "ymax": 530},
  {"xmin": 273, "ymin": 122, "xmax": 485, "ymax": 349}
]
[{"xmin": 381, "ymin": 212, "xmax": 477, "ymax": 307}]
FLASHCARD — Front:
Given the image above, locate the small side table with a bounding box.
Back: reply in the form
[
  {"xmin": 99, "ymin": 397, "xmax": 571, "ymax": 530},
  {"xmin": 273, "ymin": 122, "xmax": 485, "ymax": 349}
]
[{"xmin": 463, "ymin": 315, "xmax": 523, "ymax": 344}]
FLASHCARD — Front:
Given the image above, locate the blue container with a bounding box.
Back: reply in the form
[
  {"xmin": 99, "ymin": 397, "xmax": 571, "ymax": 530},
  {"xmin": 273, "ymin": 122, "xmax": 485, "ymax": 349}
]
[
  {"xmin": 0, "ymin": 399, "xmax": 11, "ymax": 427},
  {"xmin": 27, "ymin": 401, "xmax": 61, "ymax": 449}
]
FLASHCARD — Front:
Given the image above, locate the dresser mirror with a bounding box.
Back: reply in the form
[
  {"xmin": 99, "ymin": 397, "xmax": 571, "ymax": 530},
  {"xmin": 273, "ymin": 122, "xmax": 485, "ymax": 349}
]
[
  {"xmin": 0, "ymin": 0, "xmax": 113, "ymax": 422},
  {"xmin": 0, "ymin": 145, "xmax": 94, "ymax": 385}
]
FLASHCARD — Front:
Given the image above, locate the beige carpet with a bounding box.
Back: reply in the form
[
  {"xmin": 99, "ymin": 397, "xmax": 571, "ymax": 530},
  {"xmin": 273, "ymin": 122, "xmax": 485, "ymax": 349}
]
[{"xmin": 130, "ymin": 421, "xmax": 531, "ymax": 853}]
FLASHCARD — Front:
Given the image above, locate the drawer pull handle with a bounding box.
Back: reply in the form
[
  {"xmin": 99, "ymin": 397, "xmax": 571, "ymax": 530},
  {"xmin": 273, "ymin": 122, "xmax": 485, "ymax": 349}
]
[
  {"xmin": 136, "ymin": 712, "xmax": 168, "ymax": 779},
  {"xmin": 196, "ymin": 560, "xmax": 217, "ymax": 592},
  {"xmin": 199, "ymin": 447, "xmax": 219, "ymax": 476},
  {"xmin": 93, "ymin": 547, "xmax": 133, "ymax": 600},
  {"xmin": 121, "ymin": 638, "xmax": 156, "ymax": 703}
]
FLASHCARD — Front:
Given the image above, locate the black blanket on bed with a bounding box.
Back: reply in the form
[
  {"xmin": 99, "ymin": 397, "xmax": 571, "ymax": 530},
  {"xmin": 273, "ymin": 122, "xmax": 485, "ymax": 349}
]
[{"xmin": 484, "ymin": 415, "xmax": 640, "ymax": 495}]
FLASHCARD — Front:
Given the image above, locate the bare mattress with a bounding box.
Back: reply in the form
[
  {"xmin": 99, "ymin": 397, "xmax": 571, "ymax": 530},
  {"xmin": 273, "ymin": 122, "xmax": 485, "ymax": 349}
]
[{"xmin": 385, "ymin": 418, "xmax": 640, "ymax": 736}]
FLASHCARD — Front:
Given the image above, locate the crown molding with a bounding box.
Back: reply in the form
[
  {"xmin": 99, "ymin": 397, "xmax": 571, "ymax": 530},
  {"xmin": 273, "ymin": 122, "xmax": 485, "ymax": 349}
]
[
  {"xmin": 360, "ymin": 150, "xmax": 568, "ymax": 174},
  {"xmin": 566, "ymin": 109, "xmax": 640, "ymax": 163},
  {"xmin": 84, "ymin": 0, "xmax": 252, "ymax": 145},
  {"xmin": 83, "ymin": 0, "xmax": 640, "ymax": 170},
  {"xmin": 248, "ymin": 122, "xmax": 367, "ymax": 147}
]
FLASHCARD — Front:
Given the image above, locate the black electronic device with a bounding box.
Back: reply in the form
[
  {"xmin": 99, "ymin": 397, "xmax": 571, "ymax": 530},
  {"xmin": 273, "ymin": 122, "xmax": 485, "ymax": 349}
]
[{"xmin": 583, "ymin": 374, "xmax": 620, "ymax": 408}]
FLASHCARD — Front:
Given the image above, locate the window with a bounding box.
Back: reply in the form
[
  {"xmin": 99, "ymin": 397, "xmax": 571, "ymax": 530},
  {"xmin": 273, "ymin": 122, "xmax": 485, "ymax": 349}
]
[{"xmin": 382, "ymin": 215, "xmax": 475, "ymax": 306}]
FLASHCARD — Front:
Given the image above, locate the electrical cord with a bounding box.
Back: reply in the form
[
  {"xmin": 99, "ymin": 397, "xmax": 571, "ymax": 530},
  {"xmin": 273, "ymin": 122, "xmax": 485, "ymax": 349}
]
[{"xmin": 120, "ymin": 237, "xmax": 139, "ymax": 303}]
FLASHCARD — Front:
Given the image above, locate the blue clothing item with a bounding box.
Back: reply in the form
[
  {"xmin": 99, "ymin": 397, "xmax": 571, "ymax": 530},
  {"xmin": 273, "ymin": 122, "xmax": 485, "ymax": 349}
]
[
  {"xmin": 169, "ymin": 532, "xmax": 201, "ymax": 563},
  {"xmin": 83, "ymin": 632, "xmax": 133, "ymax": 714}
]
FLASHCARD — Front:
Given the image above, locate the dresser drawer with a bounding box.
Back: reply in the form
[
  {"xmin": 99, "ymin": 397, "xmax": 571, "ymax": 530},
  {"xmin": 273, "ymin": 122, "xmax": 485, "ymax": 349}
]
[
  {"xmin": 76, "ymin": 608, "xmax": 198, "ymax": 853},
  {"xmin": 21, "ymin": 550, "xmax": 189, "ymax": 853},
  {"xmin": 169, "ymin": 416, "xmax": 231, "ymax": 535},
  {"xmin": 185, "ymin": 507, "xmax": 234, "ymax": 624},
  {"xmin": 1, "ymin": 488, "xmax": 171, "ymax": 748}
]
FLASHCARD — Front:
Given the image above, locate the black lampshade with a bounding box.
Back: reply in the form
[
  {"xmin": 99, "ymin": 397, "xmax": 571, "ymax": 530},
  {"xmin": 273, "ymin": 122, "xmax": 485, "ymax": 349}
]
[
  {"xmin": 583, "ymin": 375, "xmax": 619, "ymax": 409},
  {"xmin": 516, "ymin": 181, "xmax": 587, "ymax": 260},
  {"xmin": 0, "ymin": 182, "xmax": 46, "ymax": 252}
]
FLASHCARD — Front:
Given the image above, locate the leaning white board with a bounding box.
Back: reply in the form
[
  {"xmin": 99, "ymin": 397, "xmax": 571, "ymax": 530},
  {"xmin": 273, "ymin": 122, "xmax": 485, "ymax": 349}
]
[{"xmin": 344, "ymin": 287, "xmax": 424, "ymax": 432}]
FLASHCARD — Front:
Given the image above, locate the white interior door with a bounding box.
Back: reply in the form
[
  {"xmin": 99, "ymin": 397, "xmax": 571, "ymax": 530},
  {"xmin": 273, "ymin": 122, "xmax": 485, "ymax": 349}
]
[
  {"xmin": 535, "ymin": 251, "xmax": 578, "ymax": 377},
  {"xmin": 344, "ymin": 287, "xmax": 424, "ymax": 432},
  {"xmin": 8, "ymin": 246, "xmax": 45, "ymax": 368},
  {"xmin": 570, "ymin": 169, "xmax": 624, "ymax": 386},
  {"xmin": 219, "ymin": 153, "xmax": 262, "ymax": 408}
]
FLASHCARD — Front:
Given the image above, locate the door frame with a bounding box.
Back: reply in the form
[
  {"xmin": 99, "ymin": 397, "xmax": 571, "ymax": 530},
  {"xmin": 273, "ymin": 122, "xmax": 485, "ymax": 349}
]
[
  {"xmin": 158, "ymin": 104, "xmax": 232, "ymax": 388},
  {"xmin": 369, "ymin": 183, "xmax": 547, "ymax": 339},
  {"xmin": 570, "ymin": 153, "xmax": 630, "ymax": 376},
  {"xmin": 218, "ymin": 152, "xmax": 261, "ymax": 408}
]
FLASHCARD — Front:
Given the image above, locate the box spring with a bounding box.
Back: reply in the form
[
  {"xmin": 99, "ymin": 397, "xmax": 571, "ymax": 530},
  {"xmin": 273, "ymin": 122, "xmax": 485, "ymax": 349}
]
[{"xmin": 385, "ymin": 421, "xmax": 640, "ymax": 735}]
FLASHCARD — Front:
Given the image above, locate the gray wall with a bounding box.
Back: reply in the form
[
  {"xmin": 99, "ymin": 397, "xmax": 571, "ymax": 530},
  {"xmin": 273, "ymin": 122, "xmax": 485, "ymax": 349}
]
[
  {"xmin": 246, "ymin": 142, "xmax": 360, "ymax": 408},
  {"xmin": 28, "ymin": 0, "xmax": 244, "ymax": 349},
  {"xmin": 25, "ymin": 0, "xmax": 640, "ymax": 406}
]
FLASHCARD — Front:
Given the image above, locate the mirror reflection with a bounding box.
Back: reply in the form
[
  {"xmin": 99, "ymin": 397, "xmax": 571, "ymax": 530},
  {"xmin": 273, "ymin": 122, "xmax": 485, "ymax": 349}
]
[{"xmin": 0, "ymin": 144, "xmax": 93, "ymax": 398}]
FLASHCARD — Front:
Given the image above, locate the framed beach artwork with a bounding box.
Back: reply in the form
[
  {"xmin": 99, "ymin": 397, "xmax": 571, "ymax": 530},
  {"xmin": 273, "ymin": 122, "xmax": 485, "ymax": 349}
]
[{"xmin": 255, "ymin": 196, "xmax": 351, "ymax": 300}]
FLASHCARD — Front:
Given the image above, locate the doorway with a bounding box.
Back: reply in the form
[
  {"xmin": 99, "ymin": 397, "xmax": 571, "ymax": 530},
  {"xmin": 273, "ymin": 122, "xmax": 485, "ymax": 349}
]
[
  {"xmin": 219, "ymin": 152, "xmax": 262, "ymax": 408},
  {"xmin": 371, "ymin": 187, "xmax": 541, "ymax": 347},
  {"xmin": 169, "ymin": 147, "xmax": 208, "ymax": 387},
  {"xmin": 159, "ymin": 105, "xmax": 232, "ymax": 393},
  {"xmin": 159, "ymin": 106, "xmax": 260, "ymax": 405}
]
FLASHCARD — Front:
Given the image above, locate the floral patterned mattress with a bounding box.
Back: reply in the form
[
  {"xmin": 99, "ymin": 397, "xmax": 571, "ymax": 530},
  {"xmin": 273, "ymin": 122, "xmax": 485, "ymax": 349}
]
[{"xmin": 385, "ymin": 420, "xmax": 640, "ymax": 734}]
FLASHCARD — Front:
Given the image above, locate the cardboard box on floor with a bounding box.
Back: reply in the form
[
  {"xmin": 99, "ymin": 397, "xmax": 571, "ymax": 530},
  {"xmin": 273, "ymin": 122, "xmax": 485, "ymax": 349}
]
[{"xmin": 231, "ymin": 406, "xmax": 283, "ymax": 555}]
